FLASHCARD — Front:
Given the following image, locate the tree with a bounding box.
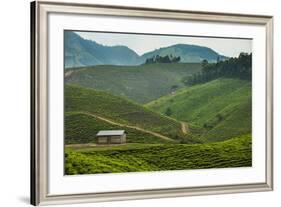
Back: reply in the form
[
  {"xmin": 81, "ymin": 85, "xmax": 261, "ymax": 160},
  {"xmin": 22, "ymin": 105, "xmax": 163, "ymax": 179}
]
[
  {"xmin": 216, "ymin": 56, "xmax": 220, "ymax": 63},
  {"xmin": 216, "ymin": 113, "xmax": 223, "ymax": 122},
  {"xmin": 182, "ymin": 52, "xmax": 252, "ymax": 86},
  {"xmin": 144, "ymin": 54, "xmax": 181, "ymax": 64},
  {"xmin": 165, "ymin": 107, "xmax": 172, "ymax": 116},
  {"xmin": 202, "ymin": 59, "xmax": 208, "ymax": 68},
  {"xmin": 170, "ymin": 85, "xmax": 179, "ymax": 92}
]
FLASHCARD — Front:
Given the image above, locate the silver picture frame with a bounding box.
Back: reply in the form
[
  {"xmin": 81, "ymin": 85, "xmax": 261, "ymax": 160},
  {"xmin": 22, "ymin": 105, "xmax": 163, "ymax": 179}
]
[{"xmin": 31, "ymin": 0, "xmax": 273, "ymax": 205}]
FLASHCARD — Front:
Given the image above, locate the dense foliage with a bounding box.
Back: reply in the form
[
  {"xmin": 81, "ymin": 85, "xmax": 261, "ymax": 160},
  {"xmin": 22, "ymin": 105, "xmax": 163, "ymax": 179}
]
[
  {"xmin": 182, "ymin": 53, "xmax": 252, "ymax": 86},
  {"xmin": 144, "ymin": 54, "xmax": 181, "ymax": 64},
  {"xmin": 140, "ymin": 43, "xmax": 228, "ymax": 64},
  {"xmin": 65, "ymin": 134, "xmax": 252, "ymax": 174}
]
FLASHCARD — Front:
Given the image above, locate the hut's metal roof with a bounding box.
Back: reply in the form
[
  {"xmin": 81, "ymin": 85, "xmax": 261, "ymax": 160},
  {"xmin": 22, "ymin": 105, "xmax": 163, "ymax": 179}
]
[{"xmin": 96, "ymin": 130, "xmax": 125, "ymax": 136}]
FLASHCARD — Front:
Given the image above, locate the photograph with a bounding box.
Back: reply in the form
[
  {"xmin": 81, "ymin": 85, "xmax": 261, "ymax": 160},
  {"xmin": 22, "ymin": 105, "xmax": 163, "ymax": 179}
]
[
  {"xmin": 29, "ymin": 1, "xmax": 274, "ymax": 205},
  {"xmin": 64, "ymin": 30, "xmax": 253, "ymax": 175}
]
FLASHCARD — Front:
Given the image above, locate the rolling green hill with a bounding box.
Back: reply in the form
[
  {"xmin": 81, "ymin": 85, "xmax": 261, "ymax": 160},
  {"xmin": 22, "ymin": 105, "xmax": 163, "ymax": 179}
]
[
  {"xmin": 65, "ymin": 134, "xmax": 252, "ymax": 174},
  {"xmin": 65, "ymin": 63, "xmax": 202, "ymax": 103},
  {"xmin": 146, "ymin": 78, "xmax": 252, "ymax": 142},
  {"xmin": 65, "ymin": 112, "xmax": 174, "ymax": 144},
  {"xmin": 65, "ymin": 84, "xmax": 197, "ymax": 143}
]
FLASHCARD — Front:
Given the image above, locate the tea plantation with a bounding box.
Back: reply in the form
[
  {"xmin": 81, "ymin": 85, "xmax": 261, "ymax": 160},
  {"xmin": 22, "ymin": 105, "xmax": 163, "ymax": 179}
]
[{"xmin": 65, "ymin": 134, "xmax": 252, "ymax": 174}]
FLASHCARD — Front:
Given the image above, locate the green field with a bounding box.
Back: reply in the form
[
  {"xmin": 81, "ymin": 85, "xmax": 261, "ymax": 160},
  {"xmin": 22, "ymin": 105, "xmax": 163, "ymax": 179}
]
[
  {"xmin": 65, "ymin": 84, "xmax": 196, "ymax": 143},
  {"xmin": 64, "ymin": 32, "xmax": 253, "ymax": 176},
  {"xmin": 65, "ymin": 112, "xmax": 175, "ymax": 144},
  {"xmin": 146, "ymin": 78, "xmax": 252, "ymax": 142},
  {"xmin": 65, "ymin": 134, "xmax": 252, "ymax": 174},
  {"xmin": 65, "ymin": 63, "xmax": 202, "ymax": 103},
  {"xmin": 65, "ymin": 68, "xmax": 252, "ymax": 174}
]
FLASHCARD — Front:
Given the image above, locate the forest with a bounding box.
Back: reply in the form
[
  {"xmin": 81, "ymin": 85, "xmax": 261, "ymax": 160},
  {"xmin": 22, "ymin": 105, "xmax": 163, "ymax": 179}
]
[
  {"xmin": 182, "ymin": 53, "xmax": 252, "ymax": 86},
  {"xmin": 145, "ymin": 54, "xmax": 181, "ymax": 64}
]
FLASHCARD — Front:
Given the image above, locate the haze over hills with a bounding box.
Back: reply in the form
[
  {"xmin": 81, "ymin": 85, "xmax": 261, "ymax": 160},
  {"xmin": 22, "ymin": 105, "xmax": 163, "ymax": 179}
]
[
  {"xmin": 65, "ymin": 63, "xmax": 202, "ymax": 103},
  {"xmin": 64, "ymin": 31, "xmax": 228, "ymax": 68},
  {"xmin": 64, "ymin": 32, "xmax": 141, "ymax": 68}
]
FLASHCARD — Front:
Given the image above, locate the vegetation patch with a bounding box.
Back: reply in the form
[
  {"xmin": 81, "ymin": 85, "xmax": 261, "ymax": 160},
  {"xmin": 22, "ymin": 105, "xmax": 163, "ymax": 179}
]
[
  {"xmin": 65, "ymin": 84, "xmax": 196, "ymax": 143},
  {"xmin": 65, "ymin": 63, "xmax": 202, "ymax": 103},
  {"xmin": 65, "ymin": 112, "xmax": 174, "ymax": 144},
  {"xmin": 65, "ymin": 134, "xmax": 252, "ymax": 175},
  {"xmin": 146, "ymin": 78, "xmax": 251, "ymax": 142}
]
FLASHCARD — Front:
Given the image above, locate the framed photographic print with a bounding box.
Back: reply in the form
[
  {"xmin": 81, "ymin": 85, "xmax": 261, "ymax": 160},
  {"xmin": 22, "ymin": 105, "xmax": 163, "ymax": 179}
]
[{"xmin": 31, "ymin": 0, "xmax": 273, "ymax": 205}]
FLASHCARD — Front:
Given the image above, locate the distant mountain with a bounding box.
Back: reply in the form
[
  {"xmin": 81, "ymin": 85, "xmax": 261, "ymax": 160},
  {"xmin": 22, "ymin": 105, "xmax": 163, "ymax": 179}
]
[
  {"xmin": 140, "ymin": 44, "xmax": 228, "ymax": 64},
  {"xmin": 64, "ymin": 32, "xmax": 141, "ymax": 68},
  {"xmin": 64, "ymin": 31, "xmax": 228, "ymax": 68}
]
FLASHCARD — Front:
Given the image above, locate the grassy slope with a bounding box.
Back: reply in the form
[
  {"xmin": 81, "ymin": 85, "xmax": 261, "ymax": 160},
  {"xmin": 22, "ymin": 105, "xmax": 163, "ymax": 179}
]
[
  {"xmin": 146, "ymin": 78, "xmax": 252, "ymax": 142},
  {"xmin": 65, "ymin": 112, "xmax": 173, "ymax": 144},
  {"xmin": 65, "ymin": 134, "xmax": 252, "ymax": 174},
  {"xmin": 65, "ymin": 84, "xmax": 196, "ymax": 143},
  {"xmin": 65, "ymin": 63, "xmax": 201, "ymax": 103}
]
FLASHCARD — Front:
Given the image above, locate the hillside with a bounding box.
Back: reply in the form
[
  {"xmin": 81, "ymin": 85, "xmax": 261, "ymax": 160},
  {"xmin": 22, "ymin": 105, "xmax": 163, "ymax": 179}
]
[
  {"xmin": 65, "ymin": 84, "xmax": 196, "ymax": 143},
  {"xmin": 64, "ymin": 31, "xmax": 141, "ymax": 68},
  {"xmin": 65, "ymin": 112, "xmax": 174, "ymax": 144},
  {"xmin": 64, "ymin": 31, "xmax": 228, "ymax": 68},
  {"xmin": 65, "ymin": 134, "xmax": 252, "ymax": 174},
  {"xmin": 140, "ymin": 44, "xmax": 228, "ymax": 64},
  {"xmin": 146, "ymin": 78, "xmax": 252, "ymax": 142},
  {"xmin": 65, "ymin": 63, "xmax": 202, "ymax": 103}
]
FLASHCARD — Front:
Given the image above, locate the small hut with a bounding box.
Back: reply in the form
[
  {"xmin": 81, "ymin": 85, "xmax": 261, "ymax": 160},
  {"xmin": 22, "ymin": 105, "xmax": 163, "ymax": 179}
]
[{"xmin": 96, "ymin": 130, "xmax": 126, "ymax": 144}]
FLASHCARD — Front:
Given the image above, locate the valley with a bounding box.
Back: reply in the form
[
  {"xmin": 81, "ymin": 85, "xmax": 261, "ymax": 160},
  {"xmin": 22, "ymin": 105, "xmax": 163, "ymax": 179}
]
[
  {"xmin": 64, "ymin": 31, "xmax": 252, "ymax": 175},
  {"xmin": 65, "ymin": 76, "xmax": 252, "ymax": 174}
]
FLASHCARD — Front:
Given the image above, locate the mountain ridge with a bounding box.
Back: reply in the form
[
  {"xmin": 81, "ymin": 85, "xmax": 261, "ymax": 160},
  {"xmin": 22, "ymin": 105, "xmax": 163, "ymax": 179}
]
[
  {"xmin": 64, "ymin": 32, "xmax": 141, "ymax": 68},
  {"xmin": 64, "ymin": 31, "xmax": 228, "ymax": 68},
  {"xmin": 140, "ymin": 43, "xmax": 228, "ymax": 64}
]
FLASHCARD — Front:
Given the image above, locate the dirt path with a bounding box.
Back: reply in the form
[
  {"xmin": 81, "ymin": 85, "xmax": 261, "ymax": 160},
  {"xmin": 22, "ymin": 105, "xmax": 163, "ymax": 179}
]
[
  {"xmin": 65, "ymin": 68, "xmax": 87, "ymax": 79},
  {"xmin": 181, "ymin": 122, "xmax": 189, "ymax": 134},
  {"xmin": 79, "ymin": 112, "xmax": 176, "ymax": 142},
  {"xmin": 64, "ymin": 70, "xmax": 74, "ymax": 78}
]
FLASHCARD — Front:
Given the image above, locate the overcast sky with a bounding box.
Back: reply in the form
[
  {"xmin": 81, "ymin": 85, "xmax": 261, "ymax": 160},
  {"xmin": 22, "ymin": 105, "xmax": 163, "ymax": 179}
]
[{"xmin": 75, "ymin": 31, "xmax": 252, "ymax": 58}]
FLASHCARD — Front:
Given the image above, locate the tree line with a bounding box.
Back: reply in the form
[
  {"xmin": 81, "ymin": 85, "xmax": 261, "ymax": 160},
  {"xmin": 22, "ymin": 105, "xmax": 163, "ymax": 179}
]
[
  {"xmin": 145, "ymin": 54, "xmax": 181, "ymax": 64},
  {"xmin": 182, "ymin": 52, "xmax": 252, "ymax": 86}
]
